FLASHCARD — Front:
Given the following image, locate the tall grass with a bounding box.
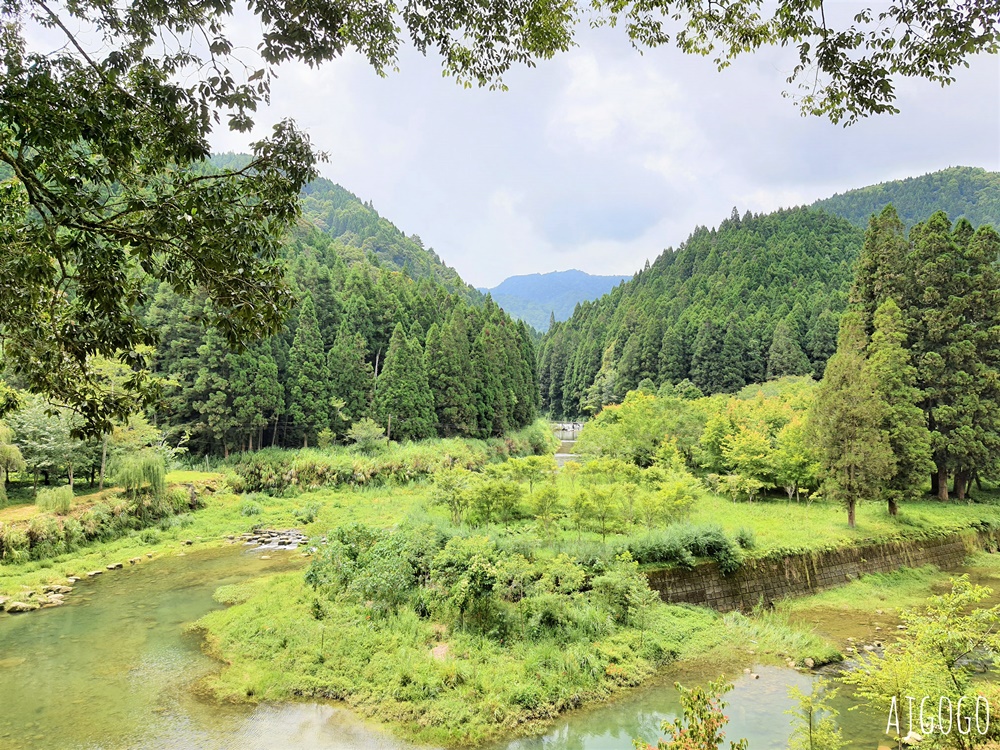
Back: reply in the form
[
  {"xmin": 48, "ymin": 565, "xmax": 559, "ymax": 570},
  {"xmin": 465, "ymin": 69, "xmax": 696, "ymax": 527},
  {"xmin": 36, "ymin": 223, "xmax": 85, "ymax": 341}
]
[{"xmin": 35, "ymin": 485, "xmax": 73, "ymax": 514}]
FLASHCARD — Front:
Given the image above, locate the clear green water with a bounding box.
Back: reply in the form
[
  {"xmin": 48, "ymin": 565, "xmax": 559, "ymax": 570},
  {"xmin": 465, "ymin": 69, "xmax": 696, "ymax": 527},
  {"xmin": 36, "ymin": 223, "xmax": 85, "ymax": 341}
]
[{"xmin": 0, "ymin": 547, "xmax": 888, "ymax": 749}]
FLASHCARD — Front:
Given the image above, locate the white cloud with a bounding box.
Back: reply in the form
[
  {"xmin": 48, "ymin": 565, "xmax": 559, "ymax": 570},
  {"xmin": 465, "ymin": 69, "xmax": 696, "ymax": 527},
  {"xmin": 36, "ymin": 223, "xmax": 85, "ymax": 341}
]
[{"xmin": 208, "ymin": 28, "xmax": 999, "ymax": 288}]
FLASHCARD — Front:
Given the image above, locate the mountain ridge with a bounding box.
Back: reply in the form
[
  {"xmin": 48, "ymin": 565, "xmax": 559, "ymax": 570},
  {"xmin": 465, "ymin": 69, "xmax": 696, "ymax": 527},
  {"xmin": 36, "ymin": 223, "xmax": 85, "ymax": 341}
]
[{"xmin": 479, "ymin": 269, "xmax": 632, "ymax": 331}]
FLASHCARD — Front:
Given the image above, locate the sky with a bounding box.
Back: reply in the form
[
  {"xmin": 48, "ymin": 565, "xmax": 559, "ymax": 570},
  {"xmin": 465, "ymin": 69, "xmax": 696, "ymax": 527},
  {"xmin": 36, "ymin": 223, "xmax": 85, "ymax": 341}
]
[{"xmin": 210, "ymin": 24, "xmax": 1000, "ymax": 289}]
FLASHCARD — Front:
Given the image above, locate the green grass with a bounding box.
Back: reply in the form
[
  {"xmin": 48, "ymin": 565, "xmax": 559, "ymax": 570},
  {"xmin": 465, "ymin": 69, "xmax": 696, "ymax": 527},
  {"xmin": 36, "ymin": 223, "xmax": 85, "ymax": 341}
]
[
  {"xmin": 8, "ymin": 448, "xmax": 1000, "ymax": 746},
  {"xmin": 194, "ymin": 573, "xmax": 836, "ymax": 747},
  {"xmin": 0, "ymin": 482, "xmax": 428, "ymax": 598}
]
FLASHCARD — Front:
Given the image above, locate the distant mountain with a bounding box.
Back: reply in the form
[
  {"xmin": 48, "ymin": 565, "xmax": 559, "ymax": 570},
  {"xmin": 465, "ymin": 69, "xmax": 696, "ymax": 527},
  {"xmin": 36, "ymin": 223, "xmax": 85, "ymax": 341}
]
[
  {"xmin": 813, "ymin": 166, "xmax": 1000, "ymax": 230},
  {"xmin": 480, "ymin": 270, "xmax": 631, "ymax": 331}
]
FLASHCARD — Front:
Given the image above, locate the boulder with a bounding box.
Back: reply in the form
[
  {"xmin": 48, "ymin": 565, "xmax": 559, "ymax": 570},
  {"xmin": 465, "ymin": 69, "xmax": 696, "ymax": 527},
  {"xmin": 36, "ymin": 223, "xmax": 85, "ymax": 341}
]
[
  {"xmin": 44, "ymin": 585, "xmax": 73, "ymax": 594},
  {"xmin": 106, "ymin": 563, "xmax": 123, "ymax": 570},
  {"xmin": 87, "ymin": 570, "xmax": 104, "ymax": 577},
  {"xmin": 803, "ymin": 658, "xmax": 815, "ymax": 669},
  {"xmin": 6, "ymin": 601, "xmax": 39, "ymax": 613}
]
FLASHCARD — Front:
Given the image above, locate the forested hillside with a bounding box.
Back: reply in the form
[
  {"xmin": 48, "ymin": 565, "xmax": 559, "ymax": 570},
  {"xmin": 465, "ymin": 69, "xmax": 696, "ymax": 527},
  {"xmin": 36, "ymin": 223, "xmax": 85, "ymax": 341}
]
[
  {"xmin": 299, "ymin": 179, "xmax": 478, "ymax": 300},
  {"xmin": 0, "ymin": 158, "xmax": 538, "ymax": 460},
  {"xmin": 538, "ymin": 208, "xmax": 862, "ymax": 417},
  {"xmin": 210, "ymin": 155, "xmax": 477, "ymax": 300},
  {"xmin": 480, "ymin": 270, "xmax": 631, "ymax": 331},
  {"xmin": 814, "ymin": 167, "xmax": 1000, "ymax": 230},
  {"xmin": 146, "ymin": 221, "xmax": 537, "ymax": 455}
]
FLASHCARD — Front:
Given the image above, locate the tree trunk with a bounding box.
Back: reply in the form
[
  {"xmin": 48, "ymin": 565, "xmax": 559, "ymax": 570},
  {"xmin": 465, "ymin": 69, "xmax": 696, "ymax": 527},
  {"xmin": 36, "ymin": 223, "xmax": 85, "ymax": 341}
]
[
  {"xmin": 937, "ymin": 464, "xmax": 949, "ymax": 501},
  {"xmin": 887, "ymin": 497, "xmax": 898, "ymax": 517},
  {"xmin": 847, "ymin": 498, "xmax": 856, "ymax": 528},
  {"xmin": 248, "ymin": 432, "xmax": 254, "ymax": 452},
  {"xmin": 223, "ymin": 443, "xmax": 230, "ymax": 459},
  {"xmin": 303, "ymin": 434, "xmax": 308, "ymax": 448},
  {"xmin": 954, "ymin": 470, "xmax": 968, "ymax": 501},
  {"xmin": 68, "ymin": 462, "xmax": 74, "ymax": 491},
  {"xmin": 99, "ymin": 434, "xmax": 108, "ymax": 491},
  {"xmin": 930, "ymin": 471, "xmax": 939, "ymax": 496}
]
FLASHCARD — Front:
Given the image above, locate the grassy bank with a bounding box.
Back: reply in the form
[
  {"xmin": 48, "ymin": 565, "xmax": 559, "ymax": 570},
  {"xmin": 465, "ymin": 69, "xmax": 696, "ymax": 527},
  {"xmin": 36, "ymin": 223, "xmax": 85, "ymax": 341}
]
[
  {"xmin": 195, "ymin": 569, "xmax": 837, "ymax": 746},
  {"xmin": 7, "ymin": 433, "xmax": 1000, "ymax": 746},
  {"xmin": 0, "ymin": 475, "xmax": 427, "ymax": 598}
]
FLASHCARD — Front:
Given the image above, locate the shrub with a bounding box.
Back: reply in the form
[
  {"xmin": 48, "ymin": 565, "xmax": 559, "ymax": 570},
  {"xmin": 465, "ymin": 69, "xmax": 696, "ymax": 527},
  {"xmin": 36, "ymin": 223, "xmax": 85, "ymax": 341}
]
[
  {"xmin": 26, "ymin": 515, "xmax": 65, "ymax": 559},
  {"xmin": 294, "ymin": 502, "xmax": 321, "ymax": 525},
  {"xmin": 140, "ymin": 528, "xmax": 160, "ymax": 544},
  {"xmin": 625, "ymin": 524, "xmax": 742, "ymax": 574},
  {"xmin": 166, "ymin": 487, "xmax": 192, "ymax": 514},
  {"xmin": 735, "ymin": 527, "xmax": 756, "ymax": 550},
  {"xmin": 239, "ymin": 500, "xmax": 262, "ymax": 517},
  {"xmin": 36, "ymin": 485, "xmax": 73, "ymax": 514},
  {"xmin": 0, "ymin": 524, "xmax": 29, "ymax": 562},
  {"xmin": 346, "ymin": 418, "xmax": 386, "ymax": 455},
  {"xmin": 63, "ymin": 517, "xmax": 84, "ymax": 551}
]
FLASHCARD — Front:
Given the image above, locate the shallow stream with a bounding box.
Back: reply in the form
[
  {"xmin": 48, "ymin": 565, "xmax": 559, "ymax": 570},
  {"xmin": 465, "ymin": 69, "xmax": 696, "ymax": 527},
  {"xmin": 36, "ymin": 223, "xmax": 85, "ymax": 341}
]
[{"xmin": 0, "ymin": 546, "xmax": 899, "ymax": 749}]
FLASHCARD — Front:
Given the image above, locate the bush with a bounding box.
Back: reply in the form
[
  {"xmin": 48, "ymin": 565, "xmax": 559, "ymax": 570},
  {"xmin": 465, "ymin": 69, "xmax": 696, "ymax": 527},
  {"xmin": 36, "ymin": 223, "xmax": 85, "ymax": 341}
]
[
  {"xmin": 0, "ymin": 524, "xmax": 29, "ymax": 562},
  {"xmin": 140, "ymin": 528, "xmax": 160, "ymax": 544},
  {"xmin": 63, "ymin": 517, "xmax": 84, "ymax": 551},
  {"xmin": 26, "ymin": 515, "xmax": 65, "ymax": 559},
  {"xmin": 735, "ymin": 527, "xmax": 756, "ymax": 550},
  {"xmin": 294, "ymin": 502, "xmax": 321, "ymax": 525},
  {"xmin": 625, "ymin": 523, "xmax": 742, "ymax": 573},
  {"xmin": 239, "ymin": 500, "xmax": 262, "ymax": 517},
  {"xmin": 115, "ymin": 450, "xmax": 166, "ymax": 501},
  {"xmin": 35, "ymin": 485, "xmax": 73, "ymax": 514}
]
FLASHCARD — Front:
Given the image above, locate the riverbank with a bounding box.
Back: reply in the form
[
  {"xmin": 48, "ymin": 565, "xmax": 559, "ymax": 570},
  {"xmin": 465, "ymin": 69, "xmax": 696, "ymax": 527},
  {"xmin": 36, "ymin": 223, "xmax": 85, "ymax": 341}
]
[
  {"xmin": 0, "ymin": 476, "xmax": 426, "ymax": 603},
  {"xmin": 193, "ymin": 568, "xmax": 838, "ymax": 747}
]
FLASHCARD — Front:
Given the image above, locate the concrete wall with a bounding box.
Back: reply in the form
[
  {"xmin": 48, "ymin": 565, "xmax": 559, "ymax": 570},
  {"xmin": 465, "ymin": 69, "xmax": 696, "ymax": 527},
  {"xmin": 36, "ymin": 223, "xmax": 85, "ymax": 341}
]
[{"xmin": 645, "ymin": 530, "xmax": 999, "ymax": 612}]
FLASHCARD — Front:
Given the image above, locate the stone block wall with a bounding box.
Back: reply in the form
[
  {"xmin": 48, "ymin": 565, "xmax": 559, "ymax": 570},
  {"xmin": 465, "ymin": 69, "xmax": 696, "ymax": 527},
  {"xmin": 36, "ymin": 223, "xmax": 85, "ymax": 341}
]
[{"xmin": 645, "ymin": 530, "xmax": 999, "ymax": 612}]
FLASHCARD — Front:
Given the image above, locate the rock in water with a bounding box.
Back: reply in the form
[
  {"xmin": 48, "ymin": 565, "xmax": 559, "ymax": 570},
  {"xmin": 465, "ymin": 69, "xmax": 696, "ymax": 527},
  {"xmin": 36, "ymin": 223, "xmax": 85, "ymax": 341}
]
[{"xmin": 6, "ymin": 601, "xmax": 40, "ymax": 613}]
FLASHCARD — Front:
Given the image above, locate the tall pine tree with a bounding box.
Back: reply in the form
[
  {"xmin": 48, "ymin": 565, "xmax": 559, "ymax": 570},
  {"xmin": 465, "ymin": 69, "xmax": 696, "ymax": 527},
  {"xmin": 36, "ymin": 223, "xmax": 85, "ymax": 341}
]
[
  {"xmin": 425, "ymin": 315, "xmax": 478, "ymax": 436},
  {"xmin": 286, "ymin": 294, "xmax": 331, "ymax": 447},
  {"xmin": 864, "ymin": 299, "xmax": 933, "ymax": 515},
  {"xmin": 767, "ymin": 320, "xmax": 812, "ymax": 379},
  {"xmin": 327, "ymin": 324, "xmax": 374, "ymax": 434},
  {"xmin": 374, "ymin": 324, "xmax": 436, "ymax": 441},
  {"xmin": 811, "ymin": 313, "xmax": 894, "ymax": 528}
]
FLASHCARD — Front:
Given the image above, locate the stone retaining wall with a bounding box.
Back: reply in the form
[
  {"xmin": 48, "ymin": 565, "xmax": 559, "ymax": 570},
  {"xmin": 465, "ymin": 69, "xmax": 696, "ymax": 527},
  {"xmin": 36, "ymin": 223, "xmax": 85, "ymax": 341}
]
[{"xmin": 645, "ymin": 529, "xmax": 1000, "ymax": 612}]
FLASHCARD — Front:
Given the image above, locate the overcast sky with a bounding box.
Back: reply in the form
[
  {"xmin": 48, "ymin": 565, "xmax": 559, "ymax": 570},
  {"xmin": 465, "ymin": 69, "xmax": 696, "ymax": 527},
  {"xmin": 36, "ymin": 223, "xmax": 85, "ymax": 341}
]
[{"xmin": 211, "ymin": 26, "xmax": 1000, "ymax": 288}]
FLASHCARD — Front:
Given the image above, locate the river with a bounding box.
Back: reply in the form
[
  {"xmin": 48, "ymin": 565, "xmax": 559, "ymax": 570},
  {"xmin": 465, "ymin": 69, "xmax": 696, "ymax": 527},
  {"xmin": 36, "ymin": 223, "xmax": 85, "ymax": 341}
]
[{"xmin": 0, "ymin": 546, "xmax": 893, "ymax": 749}]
